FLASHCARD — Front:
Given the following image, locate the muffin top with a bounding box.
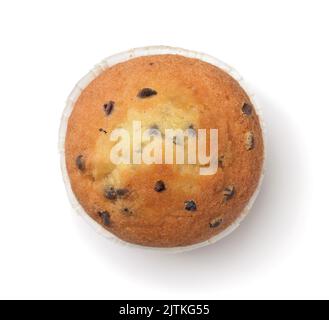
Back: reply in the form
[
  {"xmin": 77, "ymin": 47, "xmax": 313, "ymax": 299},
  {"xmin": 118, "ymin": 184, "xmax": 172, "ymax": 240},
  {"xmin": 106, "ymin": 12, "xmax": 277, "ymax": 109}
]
[{"xmin": 65, "ymin": 54, "xmax": 264, "ymax": 248}]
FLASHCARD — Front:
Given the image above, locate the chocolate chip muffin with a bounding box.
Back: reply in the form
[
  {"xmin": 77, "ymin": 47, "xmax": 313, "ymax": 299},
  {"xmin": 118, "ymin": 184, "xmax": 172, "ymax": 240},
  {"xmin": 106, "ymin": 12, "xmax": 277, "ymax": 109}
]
[{"xmin": 63, "ymin": 48, "xmax": 264, "ymax": 248}]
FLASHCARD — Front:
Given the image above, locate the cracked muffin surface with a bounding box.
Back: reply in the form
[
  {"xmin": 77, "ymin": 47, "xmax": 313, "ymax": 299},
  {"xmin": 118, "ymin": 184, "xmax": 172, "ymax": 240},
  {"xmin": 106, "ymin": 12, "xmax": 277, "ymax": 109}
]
[{"xmin": 65, "ymin": 54, "xmax": 264, "ymax": 247}]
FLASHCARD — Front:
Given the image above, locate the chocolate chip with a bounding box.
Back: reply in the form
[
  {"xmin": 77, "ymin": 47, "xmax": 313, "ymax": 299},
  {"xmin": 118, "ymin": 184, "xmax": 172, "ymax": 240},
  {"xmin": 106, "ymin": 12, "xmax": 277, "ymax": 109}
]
[
  {"xmin": 122, "ymin": 208, "xmax": 132, "ymax": 215},
  {"xmin": 172, "ymin": 136, "xmax": 183, "ymax": 145},
  {"xmin": 116, "ymin": 189, "xmax": 129, "ymax": 197},
  {"xmin": 218, "ymin": 155, "xmax": 225, "ymax": 169},
  {"xmin": 98, "ymin": 211, "xmax": 110, "ymax": 226},
  {"xmin": 99, "ymin": 128, "xmax": 108, "ymax": 134},
  {"xmin": 185, "ymin": 200, "xmax": 197, "ymax": 212},
  {"xmin": 245, "ymin": 132, "xmax": 255, "ymax": 150},
  {"xmin": 104, "ymin": 187, "xmax": 129, "ymax": 201},
  {"xmin": 103, "ymin": 101, "xmax": 115, "ymax": 116},
  {"xmin": 188, "ymin": 124, "xmax": 197, "ymax": 136},
  {"xmin": 104, "ymin": 187, "xmax": 117, "ymax": 201},
  {"xmin": 137, "ymin": 88, "xmax": 157, "ymax": 98},
  {"xmin": 154, "ymin": 180, "xmax": 166, "ymax": 192},
  {"xmin": 149, "ymin": 125, "xmax": 161, "ymax": 136},
  {"xmin": 242, "ymin": 103, "xmax": 253, "ymax": 116},
  {"xmin": 210, "ymin": 217, "xmax": 223, "ymax": 228},
  {"xmin": 76, "ymin": 155, "xmax": 85, "ymax": 171},
  {"xmin": 223, "ymin": 186, "xmax": 235, "ymax": 201}
]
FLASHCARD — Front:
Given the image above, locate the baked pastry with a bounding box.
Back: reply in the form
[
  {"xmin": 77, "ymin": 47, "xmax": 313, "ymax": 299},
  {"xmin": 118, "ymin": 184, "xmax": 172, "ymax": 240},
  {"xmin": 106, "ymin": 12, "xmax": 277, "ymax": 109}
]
[{"xmin": 63, "ymin": 49, "xmax": 264, "ymax": 248}]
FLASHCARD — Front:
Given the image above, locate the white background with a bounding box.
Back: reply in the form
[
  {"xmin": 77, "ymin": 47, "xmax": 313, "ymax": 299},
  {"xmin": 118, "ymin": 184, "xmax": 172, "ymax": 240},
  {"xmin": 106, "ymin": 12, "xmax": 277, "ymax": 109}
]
[{"xmin": 0, "ymin": 0, "xmax": 328, "ymax": 300}]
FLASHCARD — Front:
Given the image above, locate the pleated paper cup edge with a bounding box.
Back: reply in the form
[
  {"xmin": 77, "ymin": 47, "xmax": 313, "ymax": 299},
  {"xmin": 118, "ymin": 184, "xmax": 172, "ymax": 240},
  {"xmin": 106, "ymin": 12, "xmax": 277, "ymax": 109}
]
[{"xmin": 59, "ymin": 45, "xmax": 266, "ymax": 253}]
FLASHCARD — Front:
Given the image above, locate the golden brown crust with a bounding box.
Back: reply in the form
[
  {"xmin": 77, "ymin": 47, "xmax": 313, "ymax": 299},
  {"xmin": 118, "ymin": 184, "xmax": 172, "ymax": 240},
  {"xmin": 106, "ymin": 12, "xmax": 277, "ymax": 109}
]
[{"xmin": 65, "ymin": 54, "xmax": 264, "ymax": 247}]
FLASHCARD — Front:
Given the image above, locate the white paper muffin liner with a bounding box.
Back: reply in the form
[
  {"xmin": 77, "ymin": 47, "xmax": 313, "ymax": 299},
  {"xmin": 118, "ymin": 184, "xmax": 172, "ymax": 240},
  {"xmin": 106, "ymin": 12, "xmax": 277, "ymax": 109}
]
[{"xmin": 59, "ymin": 46, "xmax": 266, "ymax": 253}]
